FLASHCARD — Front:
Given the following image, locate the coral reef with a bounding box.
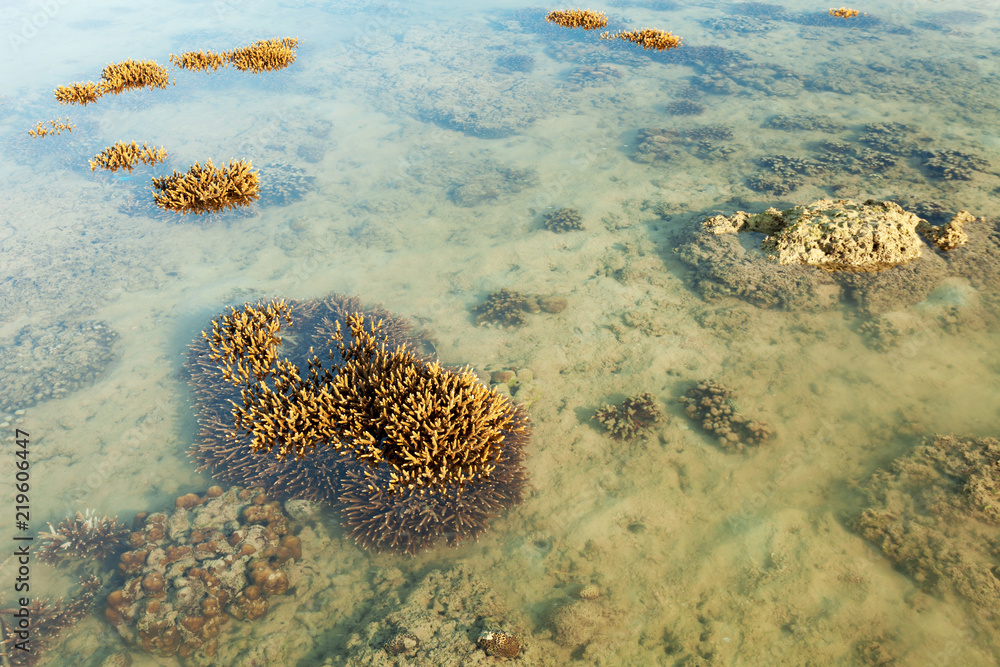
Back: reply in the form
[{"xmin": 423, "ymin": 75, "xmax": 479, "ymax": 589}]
[
  {"xmin": 89, "ymin": 141, "xmax": 167, "ymax": 173},
  {"xmin": 227, "ymin": 37, "xmax": 299, "ymax": 73},
  {"xmin": 151, "ymin": 158, "xmax": 260, "ymax": 215},
  {"xmin": 0, "ymin": 320, "xmax": 118, "ymax": 414},
  {"xmin": 543, "ymin": 207, "xmax": 584, "ymax": 233},
  {"xmin": 104, "ymin": 487, "xmax": 299, "ymax": 662},
  {"xmin": 665, "ymin": 100, "xmax": 705, "ymax": 116},
  {"xmin": 256, "ymin": 161, "xmax": 315, "ymax": 206},
  {"xmin": 679, "ymin": 380, "xmax": 773, "ymax": 452},
  {"xmin": 921, "ymin": 149, "xmax": 989, "ymax": 181},
  {"xmin": 857, "ymin": 434, "xmax": 1000, "ymax": 625},
  {"xmin": 763, "ymin": 114, "xmax": 845, "ymax": 133},
  {"xmin": 918, "ymin": 210, "xmax": 973, "ymax": 252},
  {"xmin": 478, "ymin": 629, "xmax": 522, "ymax": 658},
  {"xmin": 545, "ymin": 9, "xmax": 609, "ymax": 30},
  {"xmin": 593, "ymin": 392, "xmax": 665, "ymax": 441},
  {"xmin": 601, "ymin": 28, "xmax": 682, "ymax": 51},
  {"xmin": 38, "ymin": 509, "xmax": 130, "ymax": 566},
  {"xmin": 186, "ymin": 294, "xmax": 420, "ymax": 504},
  {"xmin": 703, "ymin": 199, "xmax": 928, "ymax": 272},
  {"xmin": 28, "ymin": 117, "xmax": 74, "ymax": 138},
  {"xmin": 0, "ymin": 575, "xmax": 101, "ymax": 667},
  {"xmin": 475, "ymin": 289, "xmax": 532, "ymax": 328},
  {"xmin": 169, "ymin": 50, "xmax": 229, "ymax": 72}
]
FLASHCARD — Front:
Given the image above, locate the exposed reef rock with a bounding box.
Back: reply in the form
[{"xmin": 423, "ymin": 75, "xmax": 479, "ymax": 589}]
[
  {"xmin": 0, "ymin": 320, "xmax": 118, "ymax": 413},
  {"xmin": 857, "ymin": 434, "xmax": 1000, "ymax": 626},
  {"xmin": 918, "ymin": 210, "xmax": 974, "ymax": 252},
  {"xmin": 593, "ymin": 392, "xmax": 666, "ymax": 441},
  {"xmin": 702, "ymin": 199, "xmax": 926, "ymax": 272},
  {"xmin": 105, "ymin": 487, "xmax": 299, "ymax": 664},
  {"xmin": 679, "ymin": 380, "xmax": 773, "ymax": 452}
]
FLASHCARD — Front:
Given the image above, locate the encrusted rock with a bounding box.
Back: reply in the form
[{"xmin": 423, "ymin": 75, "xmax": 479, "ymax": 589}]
[
  {"xmin": 918, "ymin": 210, "xmax": 974, "ymax": 251},
  {"xmin": 383, "ymin": 631, "xmax": 420, "ymax": 656},
  {"xmin": 703, "ymin": 198, "xmax": 926, "ymax": 272}
]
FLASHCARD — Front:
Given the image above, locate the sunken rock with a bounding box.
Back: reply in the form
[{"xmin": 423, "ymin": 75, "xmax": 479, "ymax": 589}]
[{"xmin": 704, "ymin": 198, "xmax": 926, "ymax": 272}]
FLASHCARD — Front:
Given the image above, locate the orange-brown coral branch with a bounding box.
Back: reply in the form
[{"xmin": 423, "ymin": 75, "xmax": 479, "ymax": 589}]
[
  {"xmin": 99, "ymin": 59, "xmax": 171, "ymax": 95},
  {"xmin": 151, "ymin": 158, "xmax": 260, "ymax": 215},
  {"xmin": 545, "ymin": 9, "xmax": 609, "ymax": 30},
  {"xmin": 601, "ymin": 27, "xmax": 682, "ymax": 50},
  {"xmin": 54, "ymin": 81, "xmax": 102, "ymax": 106},
  {"xmin": 28, "ymin": 117, "xmax": 75, "ymax": 138},
  {"xmin": 89, "ymin": 141, "xmax": 168, "ymax": 173}
]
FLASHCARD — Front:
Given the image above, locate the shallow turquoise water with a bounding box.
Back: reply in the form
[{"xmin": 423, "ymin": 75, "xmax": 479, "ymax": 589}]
[{"xmin": 2, "ymin": 0, "xmax": 999, "ymax": 664}]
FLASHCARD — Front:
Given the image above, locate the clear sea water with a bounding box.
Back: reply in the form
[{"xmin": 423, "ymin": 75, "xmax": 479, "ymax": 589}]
[{"xmin": 2, "ymin": 0, "xmax": 999, "ymax": 664}]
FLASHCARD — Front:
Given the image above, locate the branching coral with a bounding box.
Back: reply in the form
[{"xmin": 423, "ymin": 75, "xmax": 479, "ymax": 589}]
[
  {"xmin": 545, "ymin": 9, "xmax": 609, "ymax": 30},
  {"xmin": 226, "ymin": 38, "xmax": 299, "ymax": 73},
  {"xmin": 99, "ymin": 59, "xmax": 171, "ymax": 95},
  {"xmin": 151, "ymin": 158, "xmax": 260, "ymax": 215},
  {"xmin": 601, "ymin": 28, "xmax": 682, "ymax": 51},
  {"xmin": 593, "ymin": 392, "xmax": 665, "ymax": 440},
  {"xmin": 89, "ymin": 141, "xmax": 167, "ymax": 173},
  {"xmin": 28, "ymin": 118, "xmax": 75, "ymax": 138},
  {"xmin": 169, "ymin": 50, "xmax": 229, "ymax": 72},
  {"xmin": 38, "ymin": 509, "xmax": 130, "ymax": 566}
]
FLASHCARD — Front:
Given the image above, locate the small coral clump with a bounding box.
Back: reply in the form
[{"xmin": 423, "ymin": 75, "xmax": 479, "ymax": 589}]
[
  {"xmin": 151, "ymin": 158, "xmax": 260, "ymax": 215},
  {"xmin": 475, "ymin": 289, "xmax": 532, "ymax": 328},
  {"xmin": 53, "ymin": 81, "xmax": 102, "ymax": 106},
  {"xmin": 601, "ymin": 28, "xmax": 682, "ymax": 51},
  {"xmin": 593, "ymin": 392, "xmax": 665, "ymax": 441},
  {"xmin": 38, "ymin": 509, "xmax": 130, "ymax": 566},
  {"xmin": 829, "ymin": 7, "xmax": 860, "ymax": 18},
  {"xmin": 89, "ymin": 141, "xmax": 167, "ymax": 173},
  {"xmin": 679, "ymin": 380, "xmax": 773, "ymax": 452},
  {"xmin": 477, "ymin": 629, "xmax": 523, "ymax": 658},
  {"xmin": 169, "ymin": 50, "xmax": 229, "ymax": 72},
  {"xmin": 100, "ymin": 59, "xmax": 171, "ymax": 95},
  {"xmin": 545, "ymin": 9, "xmax": 609, "ymax": 30},
  {"xmin": 543, "ymin": 207, "xmax": 584, "ymax": 233},
  {"xmin": 28, "ymin": 117, "xmax": 75, "ymax": 138}
]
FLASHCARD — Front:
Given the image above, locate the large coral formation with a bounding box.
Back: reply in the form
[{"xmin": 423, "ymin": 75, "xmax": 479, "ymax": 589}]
[
  {"xmin": 104, "ymin": 487, "xmax": 299, "ymax": 662},
  {"xmin": 226, "ymin": 37, "xmax": 299, "ymax": 73},
  {"xmin": 593, "ymin": 392, "xmax": 665, "ymax": 441},
  {"xmin": 189, "ymin": 296, "xmax": 529, "ymax": 554},
  {"xmin": 89, "ymin": 141, "xmax": 167, "ymax": 173},
  {"xmin": 187, "ymin": 294, "xmax": 418, "ymax": 504},
  {"xmin": 703, "ymin": 199, "xmax": 926, "ymax": 272},
  {"xmin": 857, "ymin": 434, "xmax": 1000, "ymax": 625},
  {"xmin": 679, "ymin": 380, "xmax": 773, "ymax": 452},
  {"xmin": 0, "ymin": 576, "xmax": 101, "ymax": 667},
  {"xmin": 545, "ymin": 9, "xmax": 609, "ymax": 30},
  {"xmin": 0, "ymin": 320, "xmax": 118, "ymax": 414},
  {"xmin": 151, "ymin": 158, "xmax": 260, "ymax": 215},
  {"xmin": 543, "ymin": 207, "xmax": 584, "ymax": 233},
  {"xmin": 100, "ymin": 59, "xmax": 171, "ymax": 95},
  {"xmin": 38, "ymin": 509, "xmax": 131, "ymax": 566}
]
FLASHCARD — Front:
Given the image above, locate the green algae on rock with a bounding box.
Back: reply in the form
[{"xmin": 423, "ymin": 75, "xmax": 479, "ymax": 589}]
[{"xmin": 703, "ymin": 199, "xmax": 926, "ymax": 272}]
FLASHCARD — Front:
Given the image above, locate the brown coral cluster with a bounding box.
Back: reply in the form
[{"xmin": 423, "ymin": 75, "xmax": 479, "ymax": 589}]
[
  {"xmin": 188, "ymin": 296, "xmax": 530, "ymax": 555},
  {"xmin": 89, "ymin": 141, "xmax": 167, "ymax": 173},
  {"xmin": 187, "ymin": 294, "xmax": 420, "ymax": 504},
  {"xmin": 829, "ymin": 7, "xmax": 860, "ymax": 18},
  {"xmin": 0, "ymin": 576, "xmax": 101, "ymax": 667},
  {"xmin": 38, "ymin": 509, "xmax": 130, "ymax": 566},
  {"xmin": 475, "ymin": 289, "xmax": 532, "ymax": 328},
  {"xmin": 679, "ymin": 380, "xmax": 773, "ymax": 452},
  {"xmin": 601, "ymin": 28, "xmax": 682, "ymax": 51},
  {"xmin": 227, "ymin": 37, "xmax": 299, "ymax": 73},
  {"xmin": 53, "ymin": 81, "xmax": 102, "ymax": 106},
  {"xmin": 169, "ymin": 50, "xmax": 229, "ymax": 72},
  {"xmin": 151, "ymin": 158, "xmax": 260, "ymax": 215},
  {"xmin": 543, "ymin": 207, "xmax": 584, "ymax": 233},
  {"xmin": 545, "ymin": 9, "xmax": 609, "ymax": 30},
  {"xmin": 28, "ymin": 117, "xmax": 75, "ymax": 138},
  {"xmin": 477, "ymin": 629, "xmax": 523, "ymax": 658},
  {"xmin": 918, "ymin": 210, "xmax": 974, "ymax": 252},
  {"xmin": 104, "ymin": 487, "xmax": 299, "ymax": 661},
  {"xmin": 100, "ymin": 59, "xmax": 171, "ymax": 95},
  {"xmin": 593, "ymin": 392, "xmax": 665, "ymax": 441}
]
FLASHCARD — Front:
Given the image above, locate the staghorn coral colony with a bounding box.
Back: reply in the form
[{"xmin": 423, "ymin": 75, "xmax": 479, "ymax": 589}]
[
  {"xmin": 151, "ymin": 158, "xmax": 260, "ymax": 215},
  {"xmin": 187, "ymin": 296, "xmax": 530, "ymax": 555},
  {"xmin": 545, "ymin": 9, "xmax": 609, "ymax": 30},
  {"xmin": 89, "ymin": 141, "xmax": 167, "ymax": 173},
  {"xmin": 38, "ymin": 509, "xmax": 131, "ymax": 567}
]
